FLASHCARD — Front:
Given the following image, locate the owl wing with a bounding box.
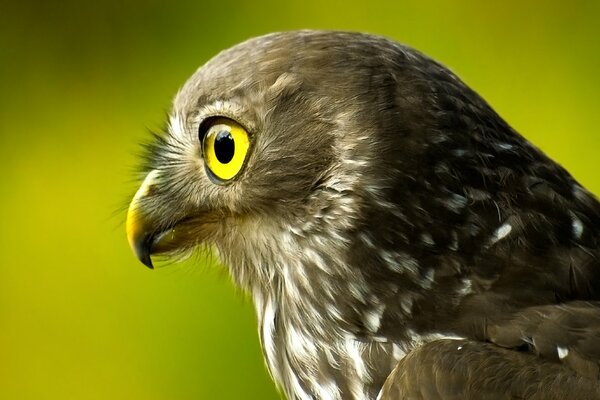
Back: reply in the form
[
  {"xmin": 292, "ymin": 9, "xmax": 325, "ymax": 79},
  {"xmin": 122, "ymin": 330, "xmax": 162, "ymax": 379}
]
[
  {"xmin": 379, "ymin": 336, "xmax": 600, "ymax": 400},
  {"xmin": 485, "ymin": 301, "xmax": 600, "ymax": 379}
]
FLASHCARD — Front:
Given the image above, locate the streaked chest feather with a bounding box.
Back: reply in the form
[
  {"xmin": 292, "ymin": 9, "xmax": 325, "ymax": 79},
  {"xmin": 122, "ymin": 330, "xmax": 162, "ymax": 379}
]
[
  {"xmin": 254, "ymin": 289, "xmax": 464, "ymax": 400},
  {"xmin": 246, "ymin": 240, "xmax": 460, "ymax": 400},
  {"xmin": 254, "ymin": 291, "xmax": 399, "ymax": 400}
]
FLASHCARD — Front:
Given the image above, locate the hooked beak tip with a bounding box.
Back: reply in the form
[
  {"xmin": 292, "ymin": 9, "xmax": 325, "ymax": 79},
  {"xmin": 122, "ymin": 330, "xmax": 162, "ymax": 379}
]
[
  {"xmin": 127, "ymin": 221, "xmax": 155, "ymax": 269},
  {"xmin": 139, "ymin": 253, "xmax": 154, "ymax": 269}
]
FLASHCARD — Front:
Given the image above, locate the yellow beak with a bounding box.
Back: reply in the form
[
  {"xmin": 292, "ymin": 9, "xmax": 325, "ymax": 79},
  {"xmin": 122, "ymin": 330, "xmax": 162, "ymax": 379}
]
[{"xmin": 126, "ymin": 170, "xmax": 161, "ymax": 268}]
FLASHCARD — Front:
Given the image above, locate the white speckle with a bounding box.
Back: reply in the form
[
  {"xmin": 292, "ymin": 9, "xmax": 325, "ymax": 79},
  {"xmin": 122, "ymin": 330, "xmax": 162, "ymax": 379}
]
[
  {"xmin": 400, "ymin": 296, "xmax": 413, "ymax": 314},
  {"xmin": 375, "ymin": 198, "xmax": 399, "ymax": 211},
  {"xmin": 391, "ymin": 208, "xmax": 409, "ymax": 221},
  {"xmin": 430, "ymin": 333, "xmax": 466, "ymax": 341},
  {"xmin": 344, "ymin": 338, "xmax": 370, "ymax": 399},
  {"xmin": 256, "ymin": 294, "xmax": 284, "ymax": 386},
  {"xmin": 345, "ymin": 338, "xmax": 367, "ymax": 379},
  {"xmin": 348, "ymin": 282, "xmax": 366, "ymax": 303},
  {"xmin": 304, "ymin": 247, "xmax": 329, "ymax": 273},
  {"xmin": 419, "ymin": 268, "xmax": 435, "ymax": 289},
  {"xmin": 359, "ymin": 232, "xmax": 375, "ymax": 249},
  {"xmin": 572, "ymin": 215, "xmax": 583, "ymax": 239},
  {"xmin": 407, "ymin": 330, "xmax": 466, "ymax": 347},
  {"xmin": 490, "ymin": 223, "xmax": 512, "ymax": 245},
  {"xmin": 420, "ymin": 233, "xmax": 435, "ymax": 246},
  {"xmin": 457, "ymin": 278, "xmax": 473, "ymax": 296},
  {"xmin": 262, "ymin": 298, "xmax": 277, "ymax": 365},
  {"xmin": 322, "ymin": 347, "xmax": 339, "ymax": 368},
  {"xmin": 466, "ymin": 187, "xmax": 492, "ymax": 201},
  {"xmin": 430, "ymin": 132, "xmax": 449, "ymax": 144},
  {"xmin": 326, "ymin": 304, "xmax": 344, "ymax": 321},
  {"xmin": 398, "ymin": 252, "xmax": 419, "ymax": 275},
  {"xmin": 342, "ymin": 158, "xmax": 369, "ymax": 167},
  {"xmin": 289, "ymin": 225, "xmax": 302, "ymax": 236},
  {"xmin": 557, "ymin": 346, "xmax": 569, "ymax": 360},
  {"xmin": 457, "ymin": 346, "xmax": 463, "ymax": 350},
  {"xmin": 381, "ymin": 250, "xmax": 400, "ymax": 272},
  {"xmin": 495, "ymin": 143, "xmax": 513, "ymax": 151},
  {"xmin": 521, "ymin": 336, "xmax": 534, "ymax": 346},
  {"xmin": 370, "ymin": 336, "xmax": 389, "ymax": 343},
  {"xmin": 444, "ymin": 193, "xmax": 468, "ymax": 213},
  {"xmin": 384, "ymin": 252, "xmax": 419, "ymax": 275},
  {"xmin": 449, "ymin": 231, "xmax": 459, "ymax": 251},
  {"xmin": 434, "ymin": 162, "xmax": 451, "ymax": 174},
  {"xmin": 573, "ymin": 184, "xmax": 588, "ymax": 201},
  {"xmin": 364, "ymin": 304, "xmax": 386, "ymax": 332},
  {"xmin": 392, "ymin": 343, "xmax": 406, "ymax": 361}
]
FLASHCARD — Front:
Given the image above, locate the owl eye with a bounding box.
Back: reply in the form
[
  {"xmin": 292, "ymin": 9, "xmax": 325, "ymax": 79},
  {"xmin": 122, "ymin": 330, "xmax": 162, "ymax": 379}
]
[{"xmin": 200, "ymin": 118, "xmax": 250, "ymax": 182}]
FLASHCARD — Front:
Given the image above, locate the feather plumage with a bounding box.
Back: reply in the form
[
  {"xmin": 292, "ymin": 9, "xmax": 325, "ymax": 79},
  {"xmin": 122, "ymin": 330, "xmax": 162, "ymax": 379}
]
[{"xmin": 127, "ymin": 31, "xmax": 600, "ymax": 399}]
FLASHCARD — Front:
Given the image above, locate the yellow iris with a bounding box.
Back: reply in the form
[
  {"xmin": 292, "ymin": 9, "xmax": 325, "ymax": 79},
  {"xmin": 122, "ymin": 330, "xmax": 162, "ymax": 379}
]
[{"xmin": 202, "ymin": 118, "xmax": 250, "ymax": 182}]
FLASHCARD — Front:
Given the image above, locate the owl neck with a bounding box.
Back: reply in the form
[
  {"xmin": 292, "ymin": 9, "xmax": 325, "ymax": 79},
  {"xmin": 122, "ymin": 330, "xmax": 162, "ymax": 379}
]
[
  {"xmin": 228, "ymin": 226, "xmax": 409, "ymax": 400},
  {"xmin": 251, "ymin": 270, "xmax": 401, "ymax": 400},
  {"xmin": 220, "ymin": 197, "xmax": 439, "ymax": 398}
]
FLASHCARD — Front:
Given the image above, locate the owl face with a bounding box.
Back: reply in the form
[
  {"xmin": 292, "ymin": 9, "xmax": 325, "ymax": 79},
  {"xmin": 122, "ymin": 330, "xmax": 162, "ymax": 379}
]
[{"xmin": 126, "ymin": 32, "xmax": 393, "ymax": 272}]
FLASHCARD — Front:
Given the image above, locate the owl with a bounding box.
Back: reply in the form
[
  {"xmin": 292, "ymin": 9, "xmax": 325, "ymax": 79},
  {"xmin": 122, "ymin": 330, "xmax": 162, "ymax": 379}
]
[{"xmin": 126, "ymin": 31, "xmax": 600, "ymax": 399}]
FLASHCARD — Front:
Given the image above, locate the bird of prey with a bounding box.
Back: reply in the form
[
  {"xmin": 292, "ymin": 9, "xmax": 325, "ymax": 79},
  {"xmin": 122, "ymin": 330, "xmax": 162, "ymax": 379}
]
[{"xmin": 126, "ymin": 31, "xmax": 600, "ymax": 399}]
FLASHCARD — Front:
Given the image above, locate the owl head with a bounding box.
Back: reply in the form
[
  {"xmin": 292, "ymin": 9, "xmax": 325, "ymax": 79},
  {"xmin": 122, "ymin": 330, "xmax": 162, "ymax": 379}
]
[{"xmin": 126, "ymin": 30, "xmax": 529, "ymax": 296}]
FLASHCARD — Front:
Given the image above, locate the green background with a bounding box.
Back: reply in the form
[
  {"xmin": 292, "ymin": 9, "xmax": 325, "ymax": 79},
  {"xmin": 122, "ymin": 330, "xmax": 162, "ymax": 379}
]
[{"xmin": 1, "ymin": 1, "xmax": 599, "ymax": 399}]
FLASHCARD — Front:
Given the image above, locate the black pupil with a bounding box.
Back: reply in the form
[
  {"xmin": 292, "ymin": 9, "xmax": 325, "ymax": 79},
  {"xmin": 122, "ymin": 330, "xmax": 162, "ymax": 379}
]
[{"xmin": 214, "ymin": 130, "xmax": 235, "ymax": 164}]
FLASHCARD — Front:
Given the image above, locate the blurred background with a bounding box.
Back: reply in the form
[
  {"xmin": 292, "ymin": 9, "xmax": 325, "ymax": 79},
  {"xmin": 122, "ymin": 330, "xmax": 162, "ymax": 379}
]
[{"xmin": 1, "ymin": 0, "xmax": 599, "ymax": 399}]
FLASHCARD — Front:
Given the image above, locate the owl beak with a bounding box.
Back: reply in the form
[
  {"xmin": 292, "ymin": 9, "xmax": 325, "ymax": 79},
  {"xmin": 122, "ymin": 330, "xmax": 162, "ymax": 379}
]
[
  {"xmin": 127, "ymin": 170, "xmax": 208, "ymax": 269},
  {"xmin": 127, "ymin": 169, "xmax": 193, "ymax": 269},
  {"xmin": 126, "ymin": 170, "xmax": 161, "ymax": 269}
]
